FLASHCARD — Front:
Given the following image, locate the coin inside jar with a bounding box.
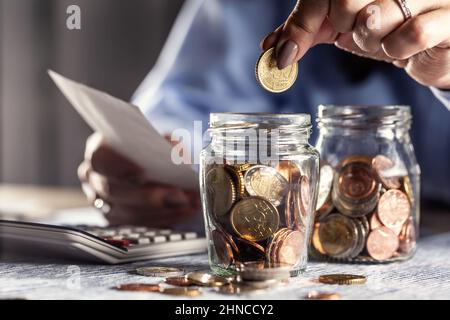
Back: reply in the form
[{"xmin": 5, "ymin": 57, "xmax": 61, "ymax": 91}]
[
  {"xmin": 275, "ymin": 229, "xmax": 304, "ymax": 266},
  {"xmin": 211, "ymin": 229, "xmax": 236, "ymax": 266},
  {"xmin": 230, "ymin": 197, "xmax": 279, "ymax": 242},
  {"xmin": 205, "ymin": 166, "xmax": 236, "ymax": 218},
  {"xmin": 338, "ymin": 160, "xmax": 378, "ymax": 201},
  {"xmin": 319, "ymin": 214, "xmax": 359, "ymax": 259},
  {"xmin": 377, "ymin": 189, "xmax": 410, "ymax": 230},
  {"xmin": 116, "ymin": 283, "xmax": 161, "ymax": 292},
  {"xmin": 372, "ymin": 155, "xmax": 401, "ymax": 189},
  {"xmin": 366, "ymin": 226, "xmax": 399, "ymax": 261},
  {"xmin": 244, "ymin": 165, "xmax": 289, "ymax": 205},
  {"xmin": 255, "ymin": 47, "xmax": 298, "ymax": 93}
]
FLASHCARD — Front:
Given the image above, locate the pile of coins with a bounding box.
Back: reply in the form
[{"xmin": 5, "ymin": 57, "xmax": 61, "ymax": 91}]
[
  {"xmin": 116, "ymin": 266, "xmax": 290, "ymax": 296},
  {"xmin": 312, "ymin": 155, "xmax": 416, "ymax": 262},
  {"xmin": 205, "ymin": 161, "xmax": 312, "ymax": 272}
]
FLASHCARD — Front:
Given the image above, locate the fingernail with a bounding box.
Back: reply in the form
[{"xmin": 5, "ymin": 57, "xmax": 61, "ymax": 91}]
[
  {"xmin": 277, "ymin": 40, "xmax": 299, "ymax": 69},
  {"xmin": 260, "ymin": 32, "xmax": 278, "ymax": 50}
]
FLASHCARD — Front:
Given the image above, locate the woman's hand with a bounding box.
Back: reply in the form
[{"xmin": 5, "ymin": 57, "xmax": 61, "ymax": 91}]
[
  {"xmin": 78, "ymin": 133, "xmax": 200, "ymax": 228},
  {"xmin": 261, "ymin": 0, "xmax": 450, "ymax": 89}
]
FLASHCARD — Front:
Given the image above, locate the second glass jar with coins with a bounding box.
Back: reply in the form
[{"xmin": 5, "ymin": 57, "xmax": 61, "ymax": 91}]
[
  {"xmin": 312, "ymin": 105, "xmax": 420, "ymax": 263},
  {"xmin": 200, "ymin": 113, "xmax": 319, "ymax": 276}
]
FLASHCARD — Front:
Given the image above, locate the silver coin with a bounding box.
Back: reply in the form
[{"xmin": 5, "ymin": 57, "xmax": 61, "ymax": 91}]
[
  {"xmin": 236, "ymin": 261, "xmax": 291, "ymax": 281},
  {"xmin": 136, "ymin": 266, "xmax": 184, "ymax": 278},
  {"xmin": 244, "ymin": 165, "xmax": 289, "ymax": 205},
  {"xmin": 186, "ymin": 272, "xmax": 230, "ymax": 287}
]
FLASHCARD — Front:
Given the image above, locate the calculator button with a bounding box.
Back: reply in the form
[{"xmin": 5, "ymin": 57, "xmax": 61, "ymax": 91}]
[
  {"xmin": 152, "ymin": 235, "xmax": 167, "ymax": 243},
  {"xmin": 157, "ymin": 230, "xmax": 171, "ymax": 235},
  {"xmin": 143, "ymin": 231, "xmax": 156, "ymax": 237},
  {"xmin": 183, "ymin": 232, "xmax": 197, "ymax": 240},
  {"xmin": 168, "ymin": 233, "xmax": 182, "ymax": 241},
  {"xmin": 136, "ymin": 238, "xmax": 151, "ymax": 245}
]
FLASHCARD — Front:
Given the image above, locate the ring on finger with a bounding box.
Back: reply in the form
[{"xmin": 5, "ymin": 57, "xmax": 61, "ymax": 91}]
[{"xmin": 395, "ymin": 0, "xmax": 412, "ymax": 21}]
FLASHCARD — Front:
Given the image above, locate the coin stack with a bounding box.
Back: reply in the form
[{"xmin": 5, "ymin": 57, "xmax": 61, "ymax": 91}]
[
  {"xmin": 312, "ymin": 155, "xmax": 417, "ymax": 262},
  {"xmin": 204, "ymin": 160, "xmax": 312, "ymax": 273}
]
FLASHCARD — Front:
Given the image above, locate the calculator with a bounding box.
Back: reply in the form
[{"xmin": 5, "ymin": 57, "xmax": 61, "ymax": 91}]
[{"xmin": 0, "ymin": 220, "xmax": 207, "ymax": 264}]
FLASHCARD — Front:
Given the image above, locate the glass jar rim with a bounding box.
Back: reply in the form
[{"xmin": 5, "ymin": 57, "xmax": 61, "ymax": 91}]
[
  {"xmin": 210, "ymin": 113, "xmax": 311, "ymax": 129},
  {"xmin": 317, "ymin": 105, "xmax": 411, "ymax": 129}
]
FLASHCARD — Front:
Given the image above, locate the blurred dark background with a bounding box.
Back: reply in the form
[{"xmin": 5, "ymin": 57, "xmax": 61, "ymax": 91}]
[{"xmin": 0, "ymin": 0, "xmax": 184, "ymax": 186}]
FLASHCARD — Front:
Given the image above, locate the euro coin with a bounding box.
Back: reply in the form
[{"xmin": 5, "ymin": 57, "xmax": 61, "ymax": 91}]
[
  {"xmin": 116, "ymin": 283, "xmax": 160, "ymax": 292},
  {"xmin": 244, "ymin": 165, "xmax": 289, "ymax": 205},
  {"xmin": 230, "ymin": 197, "xmax": 279, "ymax": 242},
  {"xmin": 255, "ymin": 48, "xmax": 298, "ymax": 93},
  {"xmin": 136, "ymin": 266, "xmax": 184, "ymax": 278},
  {"xmin": 205, "ymin": 166, "xmax": 237, "ymax": 218},
  {"xmin": 318, "ymin": 274, "xmax": 367, "ymax": 285}
]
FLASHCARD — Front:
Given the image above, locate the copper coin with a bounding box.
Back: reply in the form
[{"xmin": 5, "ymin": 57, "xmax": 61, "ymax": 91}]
[
  {"xmin": 399, "ymin": 217, "xmax": 416, "ymax": 253},
  {"xmin": 164, "ymin": 276, "xmax": 194, "ymax": 287},
  {"xmin": 276, "ymin": 161, "xmax": 301, "ymax": 181},
  {"xmin": 116, "ymin": 283, "xmax": 160, "ymax": 292},
  {"xmin": 338, "ymin": 161, "xmax": 378, "ymax": 201},
  {"xmin": 212, "ymin": 229, "xmax": 235, "ymax": 266},
  {"xmin": 377, "ymin": 189, "xmax": 410, "ymax": 230},
  {"xmin": 230, "ymin": 197, "xmax": 280, "ymax": 242},
  {"xmin": 318, "ymin": 274, "xmax": 367, "ymax": 285},
  {"xmin": 244, "ymin": 165, "xmax": 289, "ymax": 205},
  {"xmin": 266, "ymin": 228, "xmax": 290, "ymax": 264},
  {"xmin": 372, "ymin": 155, "xmax": 401, "ymax": 189},
  {"xmin": 275, "ymin": 229, "xmax": 305, "ymax": 266},
  {"xmin": 205, "ymin": 166, "xmax": 236, "ymax": 218},
  {"xmin": 270, "ymin": 228, "xmax": 292, "ymax": 264},
  {"xmin": 370, "ymin": 211, "xmax": 383, "ymax": 230},
  {"xmin": 333, "ymin": 184, "xmax": 379, "ymax": 217},
  {"xmin": 316, "ymin": 165, "xmax": 334, "ymax": 213},
  {"xmin": 306, "ymin": 291, "xmax": 341, "ymax": 300},
  {"xmin": 160, "ymin": 287, "xmax": 202, "ymax": 297},
  {"xmin": 319, "ymin": 214, "xmax": 359, "ymax": 259},
  {"xmin": 234, "ymin": 237, "xmax": 265, "ymax": 257},
  {"xmin": 366, "ymin": 227, "xmax": 399, "ymax": 261}
]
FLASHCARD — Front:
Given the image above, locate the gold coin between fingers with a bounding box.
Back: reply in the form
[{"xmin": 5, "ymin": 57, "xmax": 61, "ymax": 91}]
[
  {"xmin": 256, "ymin": 48, "xmax": 298, "ymax": 93},
  {"xmin": 318, "ymin": 274, "xmax": 367, "ymax": 285}
]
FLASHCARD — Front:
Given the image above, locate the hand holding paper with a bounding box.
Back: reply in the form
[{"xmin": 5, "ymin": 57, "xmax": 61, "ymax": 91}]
[{"xmin": 49, "ymin": 70, "xmax": 198, "ymax": 190}]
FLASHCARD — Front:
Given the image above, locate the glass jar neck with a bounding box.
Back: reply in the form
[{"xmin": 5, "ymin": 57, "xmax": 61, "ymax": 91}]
[
  {"xmin": 317, "ymin": 105, "xmax": 412, "ymax": 135},
  {"xmin": 208, "ymin": 113, "xmax": 312, "ymax": 159}
]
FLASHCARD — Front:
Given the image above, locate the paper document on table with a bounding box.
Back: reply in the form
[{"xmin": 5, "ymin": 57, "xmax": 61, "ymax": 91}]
[{"xmin": 48, "ymin": 70, "xmax": 198, "ymax": 190}]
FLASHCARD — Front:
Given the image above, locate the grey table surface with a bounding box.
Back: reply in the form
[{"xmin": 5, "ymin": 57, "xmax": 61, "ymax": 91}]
[{"xmin": 1, "ymin": 231, "xmax": 450, "ymax": 300}]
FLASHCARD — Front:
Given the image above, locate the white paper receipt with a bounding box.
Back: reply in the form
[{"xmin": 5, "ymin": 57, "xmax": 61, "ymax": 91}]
[{"xmin": 49, "ymin": 70, "xmax": 198, "ymax": 190}]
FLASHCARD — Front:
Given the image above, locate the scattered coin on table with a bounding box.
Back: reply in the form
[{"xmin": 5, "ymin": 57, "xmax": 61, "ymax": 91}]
[
  {"xmin": 318, "ymin": 274, "xmax": 367, "ymax": 285},
  {"xmin": 116, "ymin": 283, "xmax": 161, "ymax": 292},
  {"xmin": 305, "ymin": 291, "xmax": 341, "ymax": 300},
  {"xmin": 136, "ymin": 266, "xmax": 184, "ymax": 277}
]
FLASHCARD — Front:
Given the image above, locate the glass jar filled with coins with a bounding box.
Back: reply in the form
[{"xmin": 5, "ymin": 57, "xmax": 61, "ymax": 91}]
[
  {"xmin": 312, "ymin": 105, "xmax": 420, "ymax": 263},
  {"xmin": 200, "ymin": 113, "xmax": 319, "ymax": 276}
]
